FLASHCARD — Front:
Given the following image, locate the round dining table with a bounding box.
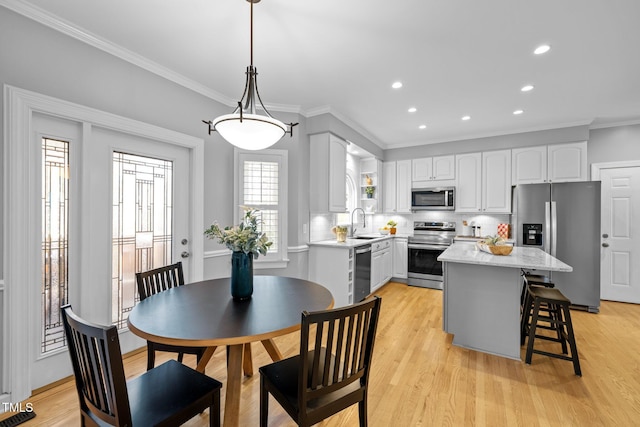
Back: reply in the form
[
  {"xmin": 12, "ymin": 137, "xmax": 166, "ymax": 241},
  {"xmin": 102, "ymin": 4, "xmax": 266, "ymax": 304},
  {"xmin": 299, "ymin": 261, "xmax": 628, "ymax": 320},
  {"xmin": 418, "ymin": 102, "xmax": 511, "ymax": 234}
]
[{"xmin": 127, "ymin": 275, "xmax": 334, "ymax": 427}]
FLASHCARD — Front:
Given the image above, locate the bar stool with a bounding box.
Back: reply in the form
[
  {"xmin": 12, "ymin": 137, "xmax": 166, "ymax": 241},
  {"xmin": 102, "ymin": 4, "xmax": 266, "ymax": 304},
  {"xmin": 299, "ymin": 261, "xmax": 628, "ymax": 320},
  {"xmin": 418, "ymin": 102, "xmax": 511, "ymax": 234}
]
[
  {"xmin": 524, "ymin": 286, "xmax": 582, "ymax": 376},
  {"xmin": 520, "ymin": 273, "xmax": 555, "ymax": 345}
]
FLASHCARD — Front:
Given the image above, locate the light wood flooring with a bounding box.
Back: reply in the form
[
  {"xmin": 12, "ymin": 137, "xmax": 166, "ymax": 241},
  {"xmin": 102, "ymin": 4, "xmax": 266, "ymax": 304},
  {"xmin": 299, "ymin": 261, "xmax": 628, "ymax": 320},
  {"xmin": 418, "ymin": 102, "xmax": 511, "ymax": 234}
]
[{"xmin": 3, "ymin": 282, "xmax": 640, "ymax": 426}]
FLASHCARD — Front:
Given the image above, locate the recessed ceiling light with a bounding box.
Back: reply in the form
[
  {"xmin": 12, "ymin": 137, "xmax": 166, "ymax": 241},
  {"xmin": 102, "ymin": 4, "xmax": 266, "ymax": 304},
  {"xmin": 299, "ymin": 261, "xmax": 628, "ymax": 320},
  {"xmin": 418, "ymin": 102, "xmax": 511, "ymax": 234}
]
[
  {"xmin": 534, "ymin": 44, "xmax": 551, "ymax": 55},
  {"xmin": 419, "ymin": 124, "xmax": 427, "ymax": 129},
  {"xmin": 392, "ymin": 81, "xmax": 403, "ymax": 89},
  {"xmin": 513, "ymin": 109, "xmax": 524, "ymax": 115},
  {"xmin": 408, "ymin": 107, "xmax": 417, "ymax": 113},
  {"xmin": 462, "ymin": 115, "xmax": 471, "ymax": 121},
  {"xmin": 521, "ymin": 85, "xmax": 534, "ymax": 92}
]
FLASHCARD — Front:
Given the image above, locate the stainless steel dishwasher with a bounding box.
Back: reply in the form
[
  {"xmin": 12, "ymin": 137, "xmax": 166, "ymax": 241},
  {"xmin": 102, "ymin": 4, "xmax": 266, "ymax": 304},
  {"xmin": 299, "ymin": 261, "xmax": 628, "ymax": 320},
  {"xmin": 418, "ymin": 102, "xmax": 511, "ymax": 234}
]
[{"xmin": 354, "ymin": 245, "xmax": 372, "ymax": 303}]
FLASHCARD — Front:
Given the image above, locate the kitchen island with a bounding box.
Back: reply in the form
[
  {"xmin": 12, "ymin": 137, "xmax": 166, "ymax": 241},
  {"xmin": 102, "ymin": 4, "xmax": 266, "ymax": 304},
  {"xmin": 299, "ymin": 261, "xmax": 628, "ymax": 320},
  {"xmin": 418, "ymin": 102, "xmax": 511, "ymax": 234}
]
[{"xmin": 438, "ymin": 243, "xmax": 572, "ymax": 360}]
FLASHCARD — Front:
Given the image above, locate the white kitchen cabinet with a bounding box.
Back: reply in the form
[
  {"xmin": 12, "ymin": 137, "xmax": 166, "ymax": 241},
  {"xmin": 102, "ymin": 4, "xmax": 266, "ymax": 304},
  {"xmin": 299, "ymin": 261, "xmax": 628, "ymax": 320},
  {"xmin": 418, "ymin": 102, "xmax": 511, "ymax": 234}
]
[
  {"xmin": 392, "ymin": 237, "xmax": 408, "ymax": 279},
  {"xmin": 548, "ymin": 141, "xmax": 587, "ymax": 182},
  {"xmin": 512, "ymin": 141, "xmax": 587, "ymax": 184},
  {"xmin": 309, "ymin": 246, "xmax": 354, "ymax": 307},
  {"xmin": 455, "ymin": 152, "xmax": 482, "ymax": 212},
  {"xmin": 456, "ymin": 150, "xmax": 511, "ymax": 213},
  {"xmin": 396, "ymin": 160, "xmax": 412, "ymax": 213},
  {"xmin": 383, "ymin": 160, "xmax": 412, "ymax": 213},
  {"xmin": 371, "ymin": 239, "xmax": 392, "ymax": 292},
  {"xmin": 412, "ymin": 155, "xmax": 455, "ymax": 185},
  {"xmin": 310, "ymin": 133, "xmax": 347, "ymax": 213},
  {"xmin": 382, "ymin": 161, "xmax": 397, "ymax": 213},
  {"xmin": 482, "ymin": 149, "xmax": 512, "ymax": 213},
  {"xmin": 511, "ymin": 145, "xmax": 547, "ymax": 184}
]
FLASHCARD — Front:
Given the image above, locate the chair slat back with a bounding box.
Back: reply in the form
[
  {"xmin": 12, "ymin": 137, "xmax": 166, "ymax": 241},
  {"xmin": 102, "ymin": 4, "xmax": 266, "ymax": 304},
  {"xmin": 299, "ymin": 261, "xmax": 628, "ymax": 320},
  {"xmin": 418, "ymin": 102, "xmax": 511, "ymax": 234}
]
[
  {"xmin": 299, "ymin": 296, "xmax": 381, "ymax": 405},
  {"xmin": 61, "ymin": 305, "xmax": 131, "ymax": 426},
  {"xmin": 136, "ymin": 261, "xmax": 184, "ymax": 301}
]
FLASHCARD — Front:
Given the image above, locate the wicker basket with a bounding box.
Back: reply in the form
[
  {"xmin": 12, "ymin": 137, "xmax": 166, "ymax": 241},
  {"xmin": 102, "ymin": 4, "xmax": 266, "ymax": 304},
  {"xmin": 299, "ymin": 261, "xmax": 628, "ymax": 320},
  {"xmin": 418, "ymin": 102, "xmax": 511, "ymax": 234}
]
[{"xmin": 477, "ymin": 242, "xmax": 513, "ymax": 256}]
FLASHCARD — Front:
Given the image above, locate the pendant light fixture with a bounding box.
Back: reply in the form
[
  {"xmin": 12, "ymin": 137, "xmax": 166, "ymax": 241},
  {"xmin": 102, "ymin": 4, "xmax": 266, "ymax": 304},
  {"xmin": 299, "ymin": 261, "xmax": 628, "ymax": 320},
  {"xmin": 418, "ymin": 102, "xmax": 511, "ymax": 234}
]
[{"xmin": 203, "ymin": 0, "xmax": 297, "ymax": 150}]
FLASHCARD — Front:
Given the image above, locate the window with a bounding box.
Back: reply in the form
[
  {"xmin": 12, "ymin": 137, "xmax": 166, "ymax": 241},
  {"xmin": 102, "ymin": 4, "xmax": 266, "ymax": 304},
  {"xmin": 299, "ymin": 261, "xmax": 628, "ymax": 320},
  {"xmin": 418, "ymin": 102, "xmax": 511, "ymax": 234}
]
[{"xmin": 235, "ymin": 149, "xmax": 288, "ymax": 268}]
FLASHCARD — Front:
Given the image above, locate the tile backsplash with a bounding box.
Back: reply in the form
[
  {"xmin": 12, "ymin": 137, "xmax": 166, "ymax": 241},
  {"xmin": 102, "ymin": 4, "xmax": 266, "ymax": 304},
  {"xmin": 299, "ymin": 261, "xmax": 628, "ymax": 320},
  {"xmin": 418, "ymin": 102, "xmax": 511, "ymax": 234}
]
[{"xmin": 309, "ymin": 211, "xmax": 512, "ymax": 242}]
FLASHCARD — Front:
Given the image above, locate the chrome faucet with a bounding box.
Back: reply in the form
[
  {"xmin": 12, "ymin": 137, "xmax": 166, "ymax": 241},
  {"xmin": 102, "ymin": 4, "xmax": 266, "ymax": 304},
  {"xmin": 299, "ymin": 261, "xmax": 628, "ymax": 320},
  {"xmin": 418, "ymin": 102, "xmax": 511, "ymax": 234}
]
[{"xmin": 350, "ymin": 208, "xmax": 366, "ymax": 237}]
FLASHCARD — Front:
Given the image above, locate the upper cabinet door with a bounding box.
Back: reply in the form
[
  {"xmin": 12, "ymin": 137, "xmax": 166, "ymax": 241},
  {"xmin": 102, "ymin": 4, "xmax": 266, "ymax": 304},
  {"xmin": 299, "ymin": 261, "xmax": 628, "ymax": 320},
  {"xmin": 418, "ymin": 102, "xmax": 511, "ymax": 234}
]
[
  {"xmin": 512, "ymin": 142, "xmax": 587, "ymax": 185},
  {"xmin": 455, "ymin": 152, "xmax": 482, "ymax": 212},
  {"xmin": 396, "ymin": 160, "xmax": 412, "ymax": 213},
  {"xmin": 412, "ymin": 158, "xmax": 433, "ymax": 181},
  {"xmin": 328, "ymin": 136, "xmax": 347, "ymax": 212},
  {"xmin": 412, "ymin": 155, "xmax": 455, "ymax": 183},
  {"xmin": 482, "ymin": 150, "xmax": 512, "ymax": 213},
  {"xmin": 512, "ymin": 145, "xmax": 547, "ymax": 185},
  {"xmin": 383, "ymin": 161, "xmax": 397, "ymax": 213},
  {"xmin": 548, "ymin": 141, "xmax": 587, "ymax": 183},
  {"xmin": 310, "ymin": 133, "xmax": 347, "ymax": 213},
  {"xmin": 432, "ymin": 155, "xmax": 455, "ymax": 180}
]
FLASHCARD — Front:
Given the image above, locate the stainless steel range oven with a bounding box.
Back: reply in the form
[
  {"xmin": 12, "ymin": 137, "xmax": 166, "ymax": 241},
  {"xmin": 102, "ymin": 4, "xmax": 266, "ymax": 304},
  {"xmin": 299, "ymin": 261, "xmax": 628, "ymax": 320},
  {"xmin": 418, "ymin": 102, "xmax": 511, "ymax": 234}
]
[{"xmin": 408, "ymin": 221, "xmax": 456, "ymax": 289}]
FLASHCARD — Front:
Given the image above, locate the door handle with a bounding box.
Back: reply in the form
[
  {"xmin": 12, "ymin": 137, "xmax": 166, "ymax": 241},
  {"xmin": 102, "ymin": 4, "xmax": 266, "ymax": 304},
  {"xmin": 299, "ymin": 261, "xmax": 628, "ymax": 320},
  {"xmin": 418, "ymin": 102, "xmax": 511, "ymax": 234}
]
[
  {"xmin": 602, "ymin": 234, "xmax": 609, "ymax": 238},
  {"xmin": 602, "ymin": 243, "xmax": 609, "ymax": 248},
  {"xmin": 181, "ymin": 251, "xmax": 191, "ymax": 258}
]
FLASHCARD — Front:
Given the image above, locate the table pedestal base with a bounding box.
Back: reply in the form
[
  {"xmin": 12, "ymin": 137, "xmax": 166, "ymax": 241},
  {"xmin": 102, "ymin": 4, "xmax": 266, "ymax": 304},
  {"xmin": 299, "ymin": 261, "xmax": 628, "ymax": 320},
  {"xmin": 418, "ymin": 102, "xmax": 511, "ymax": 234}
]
[{"xmin": 195, "ymin": 339, "xmax": 285, "ymax": 426}]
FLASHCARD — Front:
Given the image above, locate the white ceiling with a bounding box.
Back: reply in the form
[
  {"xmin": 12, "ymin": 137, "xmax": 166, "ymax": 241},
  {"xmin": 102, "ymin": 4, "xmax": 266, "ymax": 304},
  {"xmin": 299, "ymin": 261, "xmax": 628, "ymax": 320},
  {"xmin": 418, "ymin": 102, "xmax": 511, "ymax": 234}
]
[{"xmin": 9, "ymin": 0, "xmax": 640, "ymax": 149}]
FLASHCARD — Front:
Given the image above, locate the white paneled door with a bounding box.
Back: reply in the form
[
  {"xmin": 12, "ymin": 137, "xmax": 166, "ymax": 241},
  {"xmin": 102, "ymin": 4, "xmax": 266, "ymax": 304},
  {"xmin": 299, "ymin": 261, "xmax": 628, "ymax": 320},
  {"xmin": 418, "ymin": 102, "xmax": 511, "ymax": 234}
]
[{"xmin": 600, "ymin": 166, "xmax": 640, "ymax": 303}]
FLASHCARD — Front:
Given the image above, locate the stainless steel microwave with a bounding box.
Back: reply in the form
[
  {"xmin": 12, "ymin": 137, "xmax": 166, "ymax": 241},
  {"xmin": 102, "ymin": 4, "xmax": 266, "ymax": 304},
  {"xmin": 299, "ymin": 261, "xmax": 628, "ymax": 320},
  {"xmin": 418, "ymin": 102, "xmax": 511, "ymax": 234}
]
[{"xmin": 411, "ymin": 187, "xmax": 455, "ymax": 211}]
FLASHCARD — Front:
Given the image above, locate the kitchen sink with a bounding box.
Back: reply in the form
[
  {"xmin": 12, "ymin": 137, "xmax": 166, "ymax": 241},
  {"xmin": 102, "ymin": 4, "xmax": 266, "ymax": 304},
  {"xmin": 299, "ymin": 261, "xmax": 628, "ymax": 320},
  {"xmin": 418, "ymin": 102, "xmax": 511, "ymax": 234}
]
[{"xmin": 352, "ymin": 236, "xmax": 377, "ymax": 239}]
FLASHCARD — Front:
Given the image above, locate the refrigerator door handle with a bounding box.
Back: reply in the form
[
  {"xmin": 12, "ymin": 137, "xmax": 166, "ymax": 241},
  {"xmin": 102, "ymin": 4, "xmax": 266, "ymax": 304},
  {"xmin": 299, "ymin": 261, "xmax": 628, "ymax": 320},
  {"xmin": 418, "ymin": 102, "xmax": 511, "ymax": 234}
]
[
  {"xmin": 551, "ymin": 201, "xmax": 558, "ymax": 257},
  {"xmin": 544, "ymin": 201, "xmax": 551, "ymax": 254}
]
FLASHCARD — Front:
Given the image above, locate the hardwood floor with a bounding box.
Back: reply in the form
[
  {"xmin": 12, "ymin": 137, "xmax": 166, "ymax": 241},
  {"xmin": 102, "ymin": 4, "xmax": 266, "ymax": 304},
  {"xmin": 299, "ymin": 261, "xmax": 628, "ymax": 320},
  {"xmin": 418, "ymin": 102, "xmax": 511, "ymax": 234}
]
[{"xmin": 3, "ymin": 282, "xmax": 640, "ymax": 426}]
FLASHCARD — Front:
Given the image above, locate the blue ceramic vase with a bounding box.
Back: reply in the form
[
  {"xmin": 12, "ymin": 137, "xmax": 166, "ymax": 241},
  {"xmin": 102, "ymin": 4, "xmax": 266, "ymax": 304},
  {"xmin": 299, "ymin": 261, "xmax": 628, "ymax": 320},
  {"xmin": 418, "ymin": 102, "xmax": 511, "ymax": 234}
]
[{"xmin": 231, "ymin": 251, "xmax": 253, "ymax": 300}]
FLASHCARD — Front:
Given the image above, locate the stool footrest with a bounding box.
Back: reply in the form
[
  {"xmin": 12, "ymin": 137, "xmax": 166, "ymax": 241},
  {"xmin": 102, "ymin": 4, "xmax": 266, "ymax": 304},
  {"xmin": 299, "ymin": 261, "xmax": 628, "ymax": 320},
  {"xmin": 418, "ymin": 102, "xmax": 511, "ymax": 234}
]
[{"xmin": 529, "ymin": 349, "xmax": 574, "ymax": 362}]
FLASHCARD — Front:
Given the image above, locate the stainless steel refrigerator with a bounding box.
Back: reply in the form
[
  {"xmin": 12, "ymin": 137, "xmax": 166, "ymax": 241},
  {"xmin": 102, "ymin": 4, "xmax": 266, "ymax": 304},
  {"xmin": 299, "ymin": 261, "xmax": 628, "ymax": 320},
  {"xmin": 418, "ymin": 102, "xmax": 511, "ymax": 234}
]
[{"xmin": 512, "ymin": 182, "xmax": 601, "ymax": 312}]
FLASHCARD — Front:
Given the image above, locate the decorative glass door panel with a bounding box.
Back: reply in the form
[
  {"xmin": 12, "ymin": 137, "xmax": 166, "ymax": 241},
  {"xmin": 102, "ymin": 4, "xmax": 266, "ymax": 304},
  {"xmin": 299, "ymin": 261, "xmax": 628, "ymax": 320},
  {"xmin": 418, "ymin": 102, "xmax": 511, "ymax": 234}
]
[
  {"xmin": 112, "ymin": 152, "xmax": 173, "ymax": 328},
  {"xmin": 41, "ymin": 137, "xmax": 70, "ymax": 353}
]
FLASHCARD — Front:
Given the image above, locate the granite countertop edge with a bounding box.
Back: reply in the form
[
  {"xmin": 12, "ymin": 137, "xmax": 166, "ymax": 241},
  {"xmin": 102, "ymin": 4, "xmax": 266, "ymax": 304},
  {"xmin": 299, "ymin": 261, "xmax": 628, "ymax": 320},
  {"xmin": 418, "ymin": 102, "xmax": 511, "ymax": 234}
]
[{"xmin": 437, "ymin": 242, "xmax": 573, "ymax": 272}]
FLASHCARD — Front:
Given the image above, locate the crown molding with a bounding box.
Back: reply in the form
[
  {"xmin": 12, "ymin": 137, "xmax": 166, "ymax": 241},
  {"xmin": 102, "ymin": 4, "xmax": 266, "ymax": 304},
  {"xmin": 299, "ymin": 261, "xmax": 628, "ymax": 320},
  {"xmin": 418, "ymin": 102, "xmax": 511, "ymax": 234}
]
[
  {"xmin": 589, "ymin": 118, "xmax": 640, "ymax": 130},
  {"xmin": 305, "ymin": 105, "xmax": 385, "ymax": 148}
]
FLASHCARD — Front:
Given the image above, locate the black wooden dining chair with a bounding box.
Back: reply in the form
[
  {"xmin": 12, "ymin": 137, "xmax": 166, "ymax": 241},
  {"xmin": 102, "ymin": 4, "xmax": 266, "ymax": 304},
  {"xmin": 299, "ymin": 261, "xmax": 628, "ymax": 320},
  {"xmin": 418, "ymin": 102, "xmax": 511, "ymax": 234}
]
[
  {"xmin": 259, "ymin": 296, "xmax": 382, "ymax": 427},
  {"xmin": 61, "ymin": 304, "xmax": 222, "ymax": 427},
  {"xmin": 136, "ymin": 261, "xmax": 207, "ymax": 370}
]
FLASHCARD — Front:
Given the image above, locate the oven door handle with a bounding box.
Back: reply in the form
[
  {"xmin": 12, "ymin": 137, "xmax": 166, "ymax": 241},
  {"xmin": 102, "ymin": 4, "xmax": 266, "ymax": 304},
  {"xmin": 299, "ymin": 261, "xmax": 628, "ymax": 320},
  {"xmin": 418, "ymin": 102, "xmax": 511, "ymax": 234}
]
[{"xmin": 408, "ymin": 244, "xmax": 447, "ymax": 250}]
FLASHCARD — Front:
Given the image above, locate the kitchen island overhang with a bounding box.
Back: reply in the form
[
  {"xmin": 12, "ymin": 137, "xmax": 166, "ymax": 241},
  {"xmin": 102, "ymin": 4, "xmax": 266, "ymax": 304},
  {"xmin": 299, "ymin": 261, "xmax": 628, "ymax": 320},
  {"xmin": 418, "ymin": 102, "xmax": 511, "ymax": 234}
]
[{"xmin": 438, "ymin": 243, "xmax": 572, "ymax": 360}]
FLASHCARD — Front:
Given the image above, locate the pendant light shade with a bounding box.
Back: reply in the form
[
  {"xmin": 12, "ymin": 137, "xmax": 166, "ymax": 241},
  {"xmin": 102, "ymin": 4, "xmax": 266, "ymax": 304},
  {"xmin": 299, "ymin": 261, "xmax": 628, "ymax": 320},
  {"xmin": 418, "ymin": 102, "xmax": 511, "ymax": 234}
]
[
  {"xmin": 212, "ymin": 113, "xmax": 286, "ymax": 151},
  {"xmin": 203, "ymin": 0, "xmax": 297, "ymax": 150}
]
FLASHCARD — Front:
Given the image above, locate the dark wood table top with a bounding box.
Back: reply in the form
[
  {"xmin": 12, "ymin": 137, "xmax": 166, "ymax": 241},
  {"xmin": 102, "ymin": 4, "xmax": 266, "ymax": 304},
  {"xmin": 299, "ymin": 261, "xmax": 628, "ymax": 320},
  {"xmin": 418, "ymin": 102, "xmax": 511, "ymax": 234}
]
[{"xmin": 127, "ymin": 275, "xmax": 334, "ymax": 346}]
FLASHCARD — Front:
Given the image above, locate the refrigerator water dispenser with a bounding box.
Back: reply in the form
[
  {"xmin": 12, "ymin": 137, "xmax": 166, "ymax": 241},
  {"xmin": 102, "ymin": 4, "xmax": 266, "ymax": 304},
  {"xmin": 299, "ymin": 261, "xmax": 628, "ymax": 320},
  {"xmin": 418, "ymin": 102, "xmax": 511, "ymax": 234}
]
[{"xmin": 523, "ymin": 223, "xmax": 543, "ymax": 246}]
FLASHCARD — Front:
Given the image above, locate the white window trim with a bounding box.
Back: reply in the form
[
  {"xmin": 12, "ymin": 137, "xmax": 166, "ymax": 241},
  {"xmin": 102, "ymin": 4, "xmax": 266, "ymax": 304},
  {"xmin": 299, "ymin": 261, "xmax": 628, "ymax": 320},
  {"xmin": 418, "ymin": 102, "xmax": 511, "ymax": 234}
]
[{"xmin": 234, "ymin": 148, "xmax": 289, "ymax": 269}]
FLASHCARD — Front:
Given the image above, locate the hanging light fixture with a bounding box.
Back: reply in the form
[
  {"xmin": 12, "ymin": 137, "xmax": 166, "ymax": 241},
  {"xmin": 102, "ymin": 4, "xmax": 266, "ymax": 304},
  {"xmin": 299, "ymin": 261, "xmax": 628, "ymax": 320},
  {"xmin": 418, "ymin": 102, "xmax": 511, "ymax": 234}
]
[{"xmin": 203, "ymin": 0, "xmax": 297, "ymax": 150}]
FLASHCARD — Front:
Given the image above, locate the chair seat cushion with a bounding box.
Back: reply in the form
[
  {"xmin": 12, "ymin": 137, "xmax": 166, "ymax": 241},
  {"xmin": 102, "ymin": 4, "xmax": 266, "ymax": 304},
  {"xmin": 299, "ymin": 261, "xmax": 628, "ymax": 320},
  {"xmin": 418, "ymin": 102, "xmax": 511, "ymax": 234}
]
[{"xmin": 127, "ymin": 359, "xmax": 221, "ymax": 426}]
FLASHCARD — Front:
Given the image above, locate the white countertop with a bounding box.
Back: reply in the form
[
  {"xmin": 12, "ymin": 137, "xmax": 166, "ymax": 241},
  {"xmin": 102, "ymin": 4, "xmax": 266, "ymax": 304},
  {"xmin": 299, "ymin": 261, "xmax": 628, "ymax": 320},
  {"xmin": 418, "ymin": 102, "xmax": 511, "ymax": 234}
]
[
  {"xmin": 308, "ymin": 234, "xmax": 409, "ymax": 249},
  {"xmin": 438, "ymin": 242, "xmax": 573, "ymax": 272}
]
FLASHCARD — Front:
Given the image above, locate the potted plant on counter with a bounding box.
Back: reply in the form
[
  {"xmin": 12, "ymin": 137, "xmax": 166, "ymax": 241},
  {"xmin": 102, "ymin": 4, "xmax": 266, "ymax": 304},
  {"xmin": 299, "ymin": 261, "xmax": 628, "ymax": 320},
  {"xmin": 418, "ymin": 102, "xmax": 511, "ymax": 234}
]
[{"xmin": 387, "ymin": 220, "xmax": 398, "ymax": 235}]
